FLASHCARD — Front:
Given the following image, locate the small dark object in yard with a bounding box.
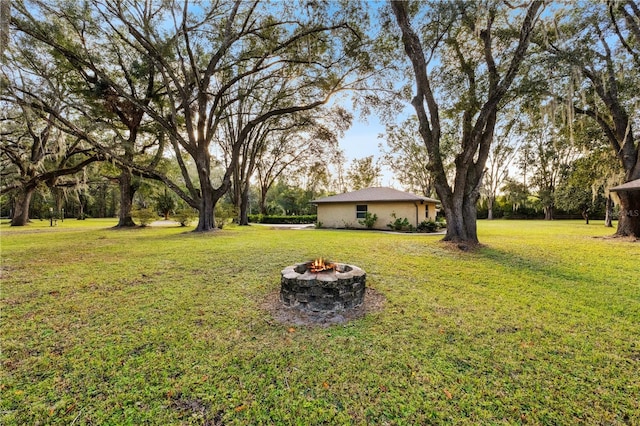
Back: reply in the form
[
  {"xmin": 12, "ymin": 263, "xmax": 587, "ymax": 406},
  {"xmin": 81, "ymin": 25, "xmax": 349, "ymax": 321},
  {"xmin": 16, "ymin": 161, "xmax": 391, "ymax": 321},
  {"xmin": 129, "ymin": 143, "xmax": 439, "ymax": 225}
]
[{"xmin": 170, "ymin": 395, "xmax": 209, "ymax": 416}]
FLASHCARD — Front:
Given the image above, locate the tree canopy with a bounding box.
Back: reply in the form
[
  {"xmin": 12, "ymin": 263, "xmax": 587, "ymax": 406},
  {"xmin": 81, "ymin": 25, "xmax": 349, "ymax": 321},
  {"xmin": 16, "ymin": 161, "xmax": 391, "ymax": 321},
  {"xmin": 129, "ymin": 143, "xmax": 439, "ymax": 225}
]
[{"xmin": 3, "ymin": 0, "xmax": 639, "ymax": 239}]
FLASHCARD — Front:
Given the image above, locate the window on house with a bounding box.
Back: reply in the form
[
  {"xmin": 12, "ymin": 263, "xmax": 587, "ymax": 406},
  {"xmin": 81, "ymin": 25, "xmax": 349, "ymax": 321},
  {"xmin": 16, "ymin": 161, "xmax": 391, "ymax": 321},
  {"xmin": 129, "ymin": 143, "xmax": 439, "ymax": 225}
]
[{"xmin": 356, "ymin": 205, "xmax": 368, "ymax": 219}]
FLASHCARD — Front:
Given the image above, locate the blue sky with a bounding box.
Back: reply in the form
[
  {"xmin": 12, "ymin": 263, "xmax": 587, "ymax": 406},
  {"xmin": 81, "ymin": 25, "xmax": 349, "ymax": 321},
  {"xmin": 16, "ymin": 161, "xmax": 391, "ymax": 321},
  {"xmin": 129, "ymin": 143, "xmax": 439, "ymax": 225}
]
[{"xmin": 338, "ymin": 114, "xmax": 400, "ymax": 187}]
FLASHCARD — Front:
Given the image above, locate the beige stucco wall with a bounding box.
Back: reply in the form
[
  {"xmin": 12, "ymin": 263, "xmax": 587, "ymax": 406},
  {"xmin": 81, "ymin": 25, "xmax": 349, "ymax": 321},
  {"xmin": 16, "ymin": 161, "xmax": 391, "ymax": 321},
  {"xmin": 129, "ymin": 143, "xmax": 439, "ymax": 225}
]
[
  {"xmin": 317, "ymin": 201, "xmax": 437, "ymax": 230},
  {"xmin": 427, "ymin": 203, "xmax": 437, "ymax": 220}
]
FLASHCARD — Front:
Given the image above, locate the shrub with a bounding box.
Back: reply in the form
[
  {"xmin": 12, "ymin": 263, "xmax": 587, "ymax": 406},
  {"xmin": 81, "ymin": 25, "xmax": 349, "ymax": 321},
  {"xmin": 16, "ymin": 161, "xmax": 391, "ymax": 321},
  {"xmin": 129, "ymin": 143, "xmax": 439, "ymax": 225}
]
[
  {"xmin": 175, "ymin": 208, "xmax": 197, "ymax": 227},
  {"xmin": 215, "ymin": 204, "xmax": 238, "ymax": 229},
  {"xmin": 155, "ymin": 190, "xmax": 176, "ymax": 220},
  {"xmin": 358, "ymin": 212, "xmax": 378, "ymax": 229},
  {"xmin": 387, "ymin": 214, "xmax": 411, "ymax": 231},
  {"xmin": 417, "ymin": 220, "xmax": 438, "ymax": 233},
  {"xmin": 131, "ymin": 208, "xmax": 157, "ymax": 227},
  {"xmin": 247, "ymin": 214, "xmax": 317, "ymax": 224},
  {"xmin": 341, "ymin": 220, "xmax": 355, "ymax": 229},
  {"xmin": 249, "ymin": 214, "xmax": 264, "ymax": 224}
]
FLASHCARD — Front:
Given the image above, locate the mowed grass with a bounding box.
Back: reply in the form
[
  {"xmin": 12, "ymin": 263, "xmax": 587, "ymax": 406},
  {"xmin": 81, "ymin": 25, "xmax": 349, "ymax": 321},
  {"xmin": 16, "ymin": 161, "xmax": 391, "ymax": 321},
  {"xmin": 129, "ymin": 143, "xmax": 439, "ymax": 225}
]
[{"xmin": 1, "ymin": 219, "xmax": 639, "ymax": 425}]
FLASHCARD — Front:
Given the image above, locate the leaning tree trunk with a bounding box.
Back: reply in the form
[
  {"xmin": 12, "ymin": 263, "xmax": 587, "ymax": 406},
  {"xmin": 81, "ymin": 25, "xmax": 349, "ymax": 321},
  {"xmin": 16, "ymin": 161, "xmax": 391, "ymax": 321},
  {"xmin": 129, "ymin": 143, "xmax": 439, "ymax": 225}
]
[
  {"xmin": 116, "ymin": 167, "xmax": 136, "ymax": 227},
  {"xmin": 10, "ymin": 186, "xmax": 36, "ymax": 226},
  {"xmin": 615, "ymin": 190, "xmax": 640, "ymax": 237}
]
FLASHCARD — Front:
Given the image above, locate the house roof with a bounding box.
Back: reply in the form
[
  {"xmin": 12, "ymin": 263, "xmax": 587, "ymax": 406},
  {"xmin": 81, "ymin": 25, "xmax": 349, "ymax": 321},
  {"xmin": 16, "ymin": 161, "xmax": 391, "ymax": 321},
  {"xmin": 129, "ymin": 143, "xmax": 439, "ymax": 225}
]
[
  {"xmin": 312, "ymin": 187, "xmax": 439, "ymax": 204},
  {"xmin": 610, "ymin": 179, "xmax": 640, "ymax": 192}
]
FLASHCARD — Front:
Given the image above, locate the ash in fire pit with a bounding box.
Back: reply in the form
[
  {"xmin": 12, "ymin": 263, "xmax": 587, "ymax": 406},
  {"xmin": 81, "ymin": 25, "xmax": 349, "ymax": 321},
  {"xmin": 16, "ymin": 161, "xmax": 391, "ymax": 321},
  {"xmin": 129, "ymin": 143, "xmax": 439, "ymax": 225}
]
[{"xmin": 280, "ymin": 259, "xmax": 366, "ymax": 312}]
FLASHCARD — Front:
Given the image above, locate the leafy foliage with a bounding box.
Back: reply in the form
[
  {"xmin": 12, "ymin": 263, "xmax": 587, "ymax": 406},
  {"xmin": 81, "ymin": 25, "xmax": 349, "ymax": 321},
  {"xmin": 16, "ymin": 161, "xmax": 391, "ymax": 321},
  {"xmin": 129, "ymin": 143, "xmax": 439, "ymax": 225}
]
[
  {"xmin": 387, "ymin": 214, "xmax": 412, "ymax": 232},
  {"xmin": 346, "ymin": 156, "xmax": 382, "ymax": 191},
  {"xmin": 539, "ymin": 1, "xmax": 640, "ymax": 236},
  {"xmin": 174, "ymin": 208, "xmax": 198, "ymax": 227},
  {"xmin": 247, "ymin": 214, "xmax": 317, "ymax": 224},
  {"xmin": 357, "ymin": 212, "xmax": 378, "ymax": 229},
  {"xmin": 416, "ymin": 220, "xmax": 439, "ymax": 233},
  {"xmin": 389, "ymin": 0, "xmax": 544, "ymax": 243},
  {"xmin": 214, "ymin": 203, "xmax": 238, "ymax": 229},
  {"xmin": 131, "ymin": 208, "xmax": 157, "ymax": 227},
  {"xmin": 155, "ymin": 190, "xmax": 176, "ymax": 220}
]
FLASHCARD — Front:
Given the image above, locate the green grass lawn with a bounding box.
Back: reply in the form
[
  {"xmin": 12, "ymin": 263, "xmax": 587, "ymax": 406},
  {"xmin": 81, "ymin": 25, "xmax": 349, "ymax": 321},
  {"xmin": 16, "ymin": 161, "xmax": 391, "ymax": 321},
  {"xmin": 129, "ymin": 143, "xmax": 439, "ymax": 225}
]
[{"xmin": 1, "ymin": 219, "xmax": 639, "ymax": 424}]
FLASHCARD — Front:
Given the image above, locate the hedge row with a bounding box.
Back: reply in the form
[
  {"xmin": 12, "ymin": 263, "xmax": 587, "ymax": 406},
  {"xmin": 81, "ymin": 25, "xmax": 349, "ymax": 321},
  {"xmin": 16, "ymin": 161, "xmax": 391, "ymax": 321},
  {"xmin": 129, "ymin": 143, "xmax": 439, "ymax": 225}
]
[{"xmin": 248, "ymin": 214, "xmax": 317, "ymax": 224}]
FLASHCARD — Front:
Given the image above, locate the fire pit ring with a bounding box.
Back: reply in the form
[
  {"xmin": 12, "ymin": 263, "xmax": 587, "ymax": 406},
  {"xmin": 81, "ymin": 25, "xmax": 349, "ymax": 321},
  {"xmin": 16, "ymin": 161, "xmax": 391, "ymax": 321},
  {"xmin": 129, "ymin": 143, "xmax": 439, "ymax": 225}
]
[{"xmin": 280, "ymin": 260, "xmax": 366, "ymax": 313}]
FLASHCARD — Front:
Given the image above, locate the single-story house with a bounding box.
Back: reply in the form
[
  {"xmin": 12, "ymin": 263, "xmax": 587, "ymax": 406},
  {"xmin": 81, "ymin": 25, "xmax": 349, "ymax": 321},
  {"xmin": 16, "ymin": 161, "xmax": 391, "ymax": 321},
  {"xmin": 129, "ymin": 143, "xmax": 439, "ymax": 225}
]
[{"xmin": 312, "ymin": 187, "xmax": 439, "ymax": 230}]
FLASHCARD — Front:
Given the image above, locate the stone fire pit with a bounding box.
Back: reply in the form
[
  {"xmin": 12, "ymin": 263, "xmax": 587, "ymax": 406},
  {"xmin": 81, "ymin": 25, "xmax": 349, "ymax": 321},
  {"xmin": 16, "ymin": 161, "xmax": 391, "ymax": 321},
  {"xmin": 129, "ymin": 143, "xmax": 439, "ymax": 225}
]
[{"xmin": 280, "ymin": 260, "xmax": 366, "ymax": 313}]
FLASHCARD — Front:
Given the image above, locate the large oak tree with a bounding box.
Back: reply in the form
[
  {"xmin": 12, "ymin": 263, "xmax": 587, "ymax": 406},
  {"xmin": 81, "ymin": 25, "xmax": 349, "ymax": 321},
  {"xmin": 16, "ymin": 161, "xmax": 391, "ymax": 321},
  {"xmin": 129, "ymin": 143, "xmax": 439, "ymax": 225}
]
[
  {"xmin": 390, "ymin": 0, "xmax": 543, "ymax": 243},
  {"xmin": 11, "ymin": 0, "xmax": 374, "ymax": 232},
  {"xmin": 1, "ymin": 30, "xmax": 102, "ymax": 226},
  {"xmin": 11, "ymin": 1, "xmax": 169, "ymax": 227},
  {"xmin": 0, "ymin": 104, "xmax": 101, "ymax": 226},
  {"xmin": 98, "ymin": 0, "xmax": 371, "ymax": 231},
  {"xmin": 543, "ymin": 1, "xmax": 640, "ymax": 237}
]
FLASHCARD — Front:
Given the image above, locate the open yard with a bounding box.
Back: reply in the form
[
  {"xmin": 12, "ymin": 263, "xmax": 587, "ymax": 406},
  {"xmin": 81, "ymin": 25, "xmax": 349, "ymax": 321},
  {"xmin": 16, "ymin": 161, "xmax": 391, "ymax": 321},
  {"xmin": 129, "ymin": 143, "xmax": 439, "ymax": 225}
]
[{"xmin": 1, "ymin": 219, "xmax": 639, "ymax": 424}]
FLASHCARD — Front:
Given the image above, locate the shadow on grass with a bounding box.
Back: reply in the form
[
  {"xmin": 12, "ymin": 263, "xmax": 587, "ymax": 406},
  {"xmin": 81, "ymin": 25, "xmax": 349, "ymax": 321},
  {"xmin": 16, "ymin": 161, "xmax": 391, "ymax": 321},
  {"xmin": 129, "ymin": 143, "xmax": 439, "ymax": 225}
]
[{"xmin": 477, "ymin": 245, "xmax": 638, "ymax": 321}]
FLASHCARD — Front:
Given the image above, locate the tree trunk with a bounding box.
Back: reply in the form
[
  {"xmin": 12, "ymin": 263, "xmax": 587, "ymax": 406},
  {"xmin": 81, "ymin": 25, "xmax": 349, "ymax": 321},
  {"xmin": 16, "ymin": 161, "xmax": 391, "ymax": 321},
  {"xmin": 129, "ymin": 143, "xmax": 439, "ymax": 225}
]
[
  {"xmin": 10, "ymin": 186, "xmax": 36, "ymax": 226},
  {"xmin": 77, "ymin": 191, "xmax": 86, "ymax": 220},
  {"xmin": 441, "ymin": 190, "xmax": 480, "ymax": 244},
  {"xmin": 239, "ymin": 184, "xmax": 250, "ymax": 226},
  {"xmin": 259, "ymin": 185, "xmax": 269, "ymax": 215},
  {"xmin": 544, "ymin": 205, "xmax": 554, "ymax": 220},
  {"xmin": 194, "ymin": 154, "xmax": 216, "ymax": 232},
  {"xmin": 605, "ymin": 194, "xmax": 614, "ymax": 227},
  {"xmin": 441, "ymin": 205, "xmax": 478, "ymax": 244},
  {"xmin": 582, "ymin": 210, "xmax": 589, "ymax": 224},
  {"xmin": 97, "ymin": 183, "xmax": 107, "ymax": 218},
  {"xmin": 615, "ymin": 190, "xmax": 640, "ymax": 237},
  {"xmin": 390, "ymin": 0, "xmax": 541, "ymax": 246},
  {"xmin": 116, "ymin": 168, "xmax": 136, "ymax": 227},
  {"xmin": 487, "ymin": 196, "xmax": 494, "ymax": 220},
  {"xmin": 195, "ymin": 189, "xmax": 215, "ymax": 232},
  {"xmin": 230, "ymin": 171, "xmax": 242, "ymax": 222}
]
